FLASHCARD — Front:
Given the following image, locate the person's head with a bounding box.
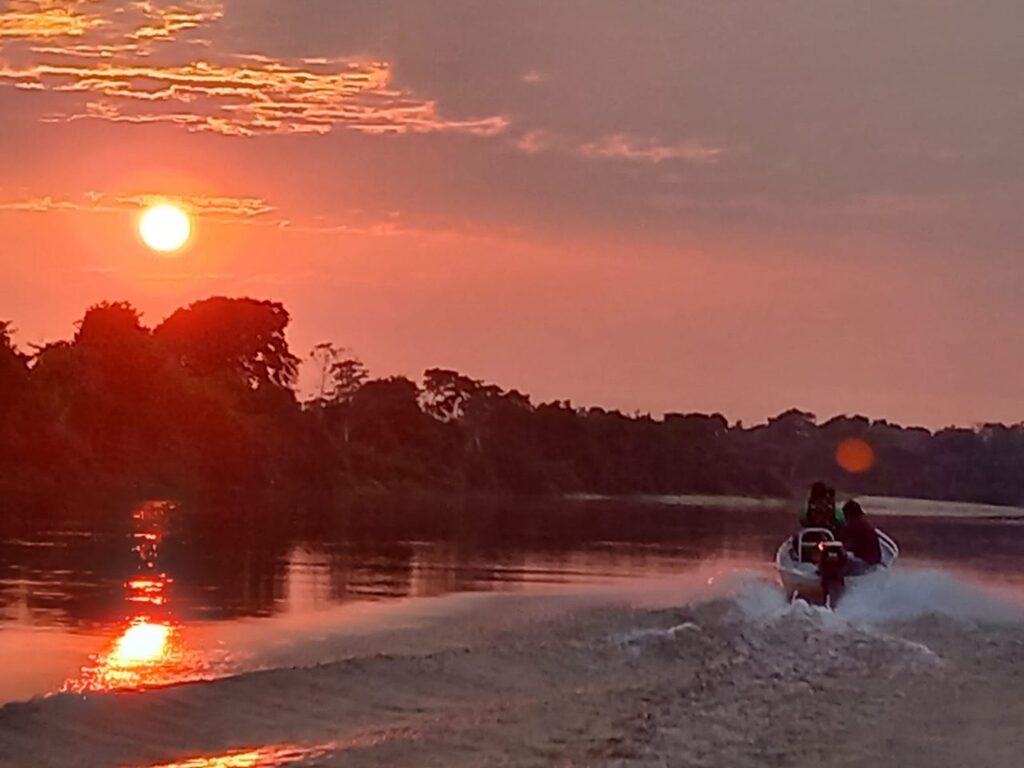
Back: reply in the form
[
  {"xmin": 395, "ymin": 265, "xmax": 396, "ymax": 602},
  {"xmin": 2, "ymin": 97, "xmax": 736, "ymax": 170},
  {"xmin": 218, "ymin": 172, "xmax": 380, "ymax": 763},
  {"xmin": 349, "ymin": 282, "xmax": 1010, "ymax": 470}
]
[
  {"xmin": 809, "ymin": 481, "xmax": 830, "ymax": 502},
  {"xmin": 843, "ymin": 500, "xmax": 865, "ymax": 519}
]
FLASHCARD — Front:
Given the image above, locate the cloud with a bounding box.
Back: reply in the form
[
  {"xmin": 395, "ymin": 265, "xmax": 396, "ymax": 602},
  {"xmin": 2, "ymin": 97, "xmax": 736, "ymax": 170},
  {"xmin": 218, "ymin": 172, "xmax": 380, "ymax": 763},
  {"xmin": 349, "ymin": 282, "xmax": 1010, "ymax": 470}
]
[
  {"xmin": 579, "ymin": 134, "xmax": 723, "ymax": 165},
  {"xmin": 126, "ymin": 1, "xmax": 222, "ymax": 42},
  {"xmin": 3, "ymin": 57, "xmax": 509, "ymax": 137},
  {"xmin": 0, "ymin": 1, "xmax": 509, "ymax": 138},
  {"xmin": 0, "ymin": 195, "xmax": 93, "ymax": 213},
  {"xmin": 28, "ymin": 42, "xmax": 145, "ymax": 58},
  {"xmin": 512, "ymin": 129, "xmax": 723, "ymax": 166},
  {"xmin": 516, "ymin": 129, "xmax": 555, "ymax": 155},
  {"xmin": 0, "ymin": 191, "xmax": 274, "ymax": 221},
  {"xmin": 0, "ymin": 189, "xmax": 431, "ymax": 237},
  {"xmin": 0, "ymin": 2, "xmax": 107, "ymax": 41},
  {"xmin": 118, "ymin": 193, "xmax": 276, "ymax": 219},
  {"xmin": 1, "ymin": 0, "xmax": 219, "ymax": 55}
]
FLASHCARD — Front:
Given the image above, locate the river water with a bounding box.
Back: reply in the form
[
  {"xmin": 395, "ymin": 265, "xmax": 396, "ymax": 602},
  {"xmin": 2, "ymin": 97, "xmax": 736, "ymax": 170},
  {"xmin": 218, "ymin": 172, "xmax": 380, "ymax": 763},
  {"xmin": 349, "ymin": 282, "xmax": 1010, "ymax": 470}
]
[{"xmin": 1, "ymin": 496, "xmax": 1024, "ymax": 767}]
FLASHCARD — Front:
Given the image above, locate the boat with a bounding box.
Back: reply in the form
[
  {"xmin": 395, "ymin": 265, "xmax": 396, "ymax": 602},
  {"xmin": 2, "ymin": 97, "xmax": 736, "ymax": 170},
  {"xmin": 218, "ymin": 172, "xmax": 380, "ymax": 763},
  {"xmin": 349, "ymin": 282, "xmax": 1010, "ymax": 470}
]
[{"xmin": 775, "ymin": 526, "xmax": 899, "ymax": 607}]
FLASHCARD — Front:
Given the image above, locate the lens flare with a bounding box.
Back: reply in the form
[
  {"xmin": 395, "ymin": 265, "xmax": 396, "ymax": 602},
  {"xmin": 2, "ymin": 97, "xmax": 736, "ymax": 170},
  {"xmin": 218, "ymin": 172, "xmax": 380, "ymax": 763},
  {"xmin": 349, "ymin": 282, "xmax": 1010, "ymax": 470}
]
[{"xmin": 836, "ymin": 437, "xmax": 875, "ymax": 474}]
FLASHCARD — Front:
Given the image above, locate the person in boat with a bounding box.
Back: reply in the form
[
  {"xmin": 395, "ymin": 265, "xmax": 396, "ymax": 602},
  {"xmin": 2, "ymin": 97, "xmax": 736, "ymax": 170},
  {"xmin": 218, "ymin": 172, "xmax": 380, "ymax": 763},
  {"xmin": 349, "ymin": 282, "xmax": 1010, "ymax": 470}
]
[
  {"xmin": 799, "ymin": 481, "xmax": 846, "ymax": 535},
  {"xmin": 840, "ymin": 500, "xmax": 882, "ymax": 575}
]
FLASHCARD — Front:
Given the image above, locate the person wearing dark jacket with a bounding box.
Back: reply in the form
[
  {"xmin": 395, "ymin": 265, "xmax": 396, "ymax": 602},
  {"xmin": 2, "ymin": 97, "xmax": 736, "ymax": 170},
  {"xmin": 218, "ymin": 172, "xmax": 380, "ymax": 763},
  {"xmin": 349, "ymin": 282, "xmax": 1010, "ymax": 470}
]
[
  {"xmin": 841, "ymin": 500, "xmax": 882, "ymax": 574},
  {"xmin": 800, "ymin": 482, "xmax": 845, "ymax": 534}
]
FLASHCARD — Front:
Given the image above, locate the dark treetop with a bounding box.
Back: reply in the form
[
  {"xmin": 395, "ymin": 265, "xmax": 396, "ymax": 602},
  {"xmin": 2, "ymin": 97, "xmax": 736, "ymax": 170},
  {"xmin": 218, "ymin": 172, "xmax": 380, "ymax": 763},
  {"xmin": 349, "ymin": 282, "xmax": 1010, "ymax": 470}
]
[{"xmin": 2, "ymin": 298, "xmax": 1022, "ymax": 516}]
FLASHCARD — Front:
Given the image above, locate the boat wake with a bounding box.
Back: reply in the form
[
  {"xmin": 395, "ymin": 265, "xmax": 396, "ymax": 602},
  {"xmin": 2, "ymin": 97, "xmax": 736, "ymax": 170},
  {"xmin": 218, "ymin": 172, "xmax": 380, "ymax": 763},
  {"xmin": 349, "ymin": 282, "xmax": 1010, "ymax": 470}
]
[
  {"xmin": 735, "ymin": 566, "xmax": 1024, "ymax": 625},
  {"xmin": 2, "ymin": 566, "xmax": 1022, "ymax": 767}
]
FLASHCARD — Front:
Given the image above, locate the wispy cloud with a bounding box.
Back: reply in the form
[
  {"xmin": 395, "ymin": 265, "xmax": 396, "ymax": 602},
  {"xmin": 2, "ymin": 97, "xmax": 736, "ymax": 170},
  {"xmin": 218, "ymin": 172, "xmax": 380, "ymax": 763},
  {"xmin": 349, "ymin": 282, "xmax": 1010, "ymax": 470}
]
[
  {"xmin": 2, "ymin": 0, "xmax": 219, "ymax": 55},
  {"xmin": 28, "ymin": 42, "xmax": 144, "ymax": 58},
  {"xmin": 0, "ymin": 191, "xmax": 275, "ymax": 221},
  {"xmin": 0, "ymin": 189, "xmax": 431, "ymax": 237},
  {"xmin": 3, "ymin": 57, "xmax": 508, "ymax": 137},
  {"xmin": 126, "ymin": 0, "xmax": 222, "ymax": 42},
  {"xmin": 272, "ymin": 217, "xmax": 411, "ymax": 238},
  {"xmin": 513, "ymin": 129, "xmax": 723, "ymax": 166},
  {"xmin": 516, "ymin": 129, "xmax": 556, "ymax": 155},
  {"xmin": 579, "ymin": 134, "xmax": 723, "ymax": 164},
  {"xmin": 119, "ymin": 193, "xmax": 276, "ymax": 219},
  {"xmin": 0, "ymin": 2, "xmax": 106, "ymax": 41},
  {"xmin": 0, "ymin": 1, "xmax": 509, "ymax": 138}
]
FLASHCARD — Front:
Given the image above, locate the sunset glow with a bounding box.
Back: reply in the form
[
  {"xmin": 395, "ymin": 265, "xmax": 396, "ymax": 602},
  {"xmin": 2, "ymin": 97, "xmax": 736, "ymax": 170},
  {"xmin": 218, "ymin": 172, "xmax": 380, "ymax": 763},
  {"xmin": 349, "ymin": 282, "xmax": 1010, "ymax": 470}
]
[
  {"xmin": 0, "ymin": 1, "xmax": 1021, "ymax": 424},
  {"xmin": 2, "ymin": 3, "xmax": 1023, "ymax": 766},
  {"xmin": 139, "ymin": 204, "xmax": 192, "ymax": 253}
]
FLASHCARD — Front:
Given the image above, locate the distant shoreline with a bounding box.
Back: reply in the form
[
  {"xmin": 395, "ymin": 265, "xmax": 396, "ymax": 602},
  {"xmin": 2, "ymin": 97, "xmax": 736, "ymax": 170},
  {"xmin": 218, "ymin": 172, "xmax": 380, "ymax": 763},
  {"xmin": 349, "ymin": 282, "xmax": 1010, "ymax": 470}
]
[
  {"xmin": 565, "ymin": 493, "xmax": 787, "ymax": 510},
  {"xmin": 857, "ymin": 496, "xmax": 1024, "ymax": 520},
  {"xmin": 565, "ymin": 492, "xmax": 1024, "ymax": 520}
]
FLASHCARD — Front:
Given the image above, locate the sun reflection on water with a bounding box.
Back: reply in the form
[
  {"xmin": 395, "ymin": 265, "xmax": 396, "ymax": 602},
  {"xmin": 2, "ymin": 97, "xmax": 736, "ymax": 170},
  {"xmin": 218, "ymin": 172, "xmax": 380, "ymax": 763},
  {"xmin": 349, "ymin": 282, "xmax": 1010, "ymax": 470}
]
[
  {"xmin": 142, "ymin": 742, "xmax": 339, "ymax": 768},
  {"xmin": 62, "ymin": 501, "xmax": 213, "ymax": 693},
  {"xmin": 63, "ymin": 616, "xmax": 187, "ymax": 692},
  {"xmin": 134, "ymin": 729, "xmax": 414, "ymax": 767},
  {"xmin": 112, "ymin": 620, "xmax": 172, "ymax": 665},
  {"xmin": 127, "ymin": 575, "xmax": 171, "ymax": 606}
]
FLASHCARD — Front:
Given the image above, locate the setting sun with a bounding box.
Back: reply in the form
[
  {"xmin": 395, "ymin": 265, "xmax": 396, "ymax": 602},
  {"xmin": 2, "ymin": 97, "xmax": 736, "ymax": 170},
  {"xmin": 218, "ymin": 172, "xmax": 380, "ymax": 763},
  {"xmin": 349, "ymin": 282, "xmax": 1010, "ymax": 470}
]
[{"xmin": 138, "ymin": 203, "xmax": 192, "ymax": 253}]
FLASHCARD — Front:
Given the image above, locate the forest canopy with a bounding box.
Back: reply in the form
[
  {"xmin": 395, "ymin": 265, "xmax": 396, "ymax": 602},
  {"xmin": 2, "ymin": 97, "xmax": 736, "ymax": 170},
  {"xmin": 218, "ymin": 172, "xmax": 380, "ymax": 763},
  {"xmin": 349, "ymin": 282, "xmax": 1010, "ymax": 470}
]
[{"xmin": 2, "ymin": 297, "xmax": 1022, "ymax": 509}]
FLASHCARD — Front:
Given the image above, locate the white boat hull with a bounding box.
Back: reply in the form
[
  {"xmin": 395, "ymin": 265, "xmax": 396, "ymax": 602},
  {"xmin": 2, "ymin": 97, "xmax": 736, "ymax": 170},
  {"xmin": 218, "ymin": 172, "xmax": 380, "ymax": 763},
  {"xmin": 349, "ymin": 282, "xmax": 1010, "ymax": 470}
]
[{"xmin": 776, "ymin": 527, "xmax": 899, "ymax": 604}]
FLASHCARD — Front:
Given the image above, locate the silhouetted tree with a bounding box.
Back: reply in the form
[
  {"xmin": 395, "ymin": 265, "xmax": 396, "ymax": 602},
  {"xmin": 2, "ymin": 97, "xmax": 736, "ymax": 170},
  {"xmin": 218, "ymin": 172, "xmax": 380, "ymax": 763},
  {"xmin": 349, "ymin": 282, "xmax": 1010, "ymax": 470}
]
[
  {"xmin": 422, "ymin": 368, "xmax": 482, "ymax": 422},
  {"xmin": 0, "ymin": 322, "xmax": 30, "ymax": 479},
  {"xmin": 309, "ymin": 343, "xmax": 367, "ymax": 407},
  {"xmin": 0, "ymin": 321, "xmax": 28, "ymax": 413},
  {"xmin": 155, "ymin": 297, "xmax": 299, "ymax": 392},
  {"xmin": 4, "ymin": 297, "xmax": 1024, "ymax": 510}
]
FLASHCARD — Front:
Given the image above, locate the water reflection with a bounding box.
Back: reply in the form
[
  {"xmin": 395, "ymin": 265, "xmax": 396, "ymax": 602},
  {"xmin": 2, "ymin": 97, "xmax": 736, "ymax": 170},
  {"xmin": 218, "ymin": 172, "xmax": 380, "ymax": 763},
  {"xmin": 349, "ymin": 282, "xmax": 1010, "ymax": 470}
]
[
  {"xmin": 141, "ymin": 741, "xmax": 338, "ymax": 768},
  {"xmin": 63, "ymin": 502, "xmax": 199, "ymax": 692},
  {"xmin": 113, "ymin": 621, "xmax": 173, "ymax": 664},
  {"xmin": 66, "ymin": 619, "xmax": 180, "ymax": 692},
  {"xmin": 3, "ymin": 495, "xmax": 1024, "ymax": 702},
  {"xmin": 128, "ymin": 576, "xmax": 170, "ymax": 607},
  {"xmin": 134, "ymin": 730, "xmax": 416, "ymax": 767},
  {"xmin": 0, "ymin": 497, "xmax": 793, "ymax": 631}
]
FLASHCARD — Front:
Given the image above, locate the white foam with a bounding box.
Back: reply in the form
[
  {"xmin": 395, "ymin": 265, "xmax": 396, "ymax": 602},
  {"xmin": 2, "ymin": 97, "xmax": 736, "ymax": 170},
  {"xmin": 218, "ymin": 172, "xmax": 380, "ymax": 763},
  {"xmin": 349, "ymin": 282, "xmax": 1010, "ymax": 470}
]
[
  {"xmin": 834, "ymin": 568, "xmax": 1024, "ymax": 624},
  {"xmin": 725, "ymin": 567, "xmax": 1024, "ymax": 627},
  {"xmin": 728, "ymin": 579, "xmax": 792, "ymax": 620}
]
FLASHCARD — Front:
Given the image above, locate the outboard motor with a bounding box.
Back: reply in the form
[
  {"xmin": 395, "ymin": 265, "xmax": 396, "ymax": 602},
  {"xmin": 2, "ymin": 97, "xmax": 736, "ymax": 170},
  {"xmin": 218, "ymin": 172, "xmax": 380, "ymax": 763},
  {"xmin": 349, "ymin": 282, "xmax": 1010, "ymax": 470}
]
[{"xmin": 818, "ymin": 540, "xmax": 848, "ymax": 607}]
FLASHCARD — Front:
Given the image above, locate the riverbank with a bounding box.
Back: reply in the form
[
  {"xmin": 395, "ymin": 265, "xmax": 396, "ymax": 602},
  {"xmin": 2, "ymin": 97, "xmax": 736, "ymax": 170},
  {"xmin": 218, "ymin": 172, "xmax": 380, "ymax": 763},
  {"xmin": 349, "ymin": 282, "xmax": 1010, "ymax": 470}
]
[{"xmin": 576, "ymin": 492, "xmax": 1024, "ymax": 520}]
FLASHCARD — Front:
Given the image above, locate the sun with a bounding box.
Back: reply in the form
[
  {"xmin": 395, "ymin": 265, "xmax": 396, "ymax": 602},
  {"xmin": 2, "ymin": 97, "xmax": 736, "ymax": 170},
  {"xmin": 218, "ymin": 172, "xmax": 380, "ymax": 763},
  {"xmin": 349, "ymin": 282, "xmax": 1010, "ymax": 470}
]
[{"xmin": 139, "ymin": 203, "xmax": 192, "ymax": 253}]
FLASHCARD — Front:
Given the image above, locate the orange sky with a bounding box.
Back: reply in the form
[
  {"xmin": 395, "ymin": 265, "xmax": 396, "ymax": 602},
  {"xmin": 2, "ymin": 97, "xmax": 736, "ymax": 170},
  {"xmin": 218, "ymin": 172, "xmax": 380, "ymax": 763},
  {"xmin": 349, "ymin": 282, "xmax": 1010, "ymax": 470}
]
[{"xmin": 1, "ymin": 0, "xmax": 1022, "ymax": 427}]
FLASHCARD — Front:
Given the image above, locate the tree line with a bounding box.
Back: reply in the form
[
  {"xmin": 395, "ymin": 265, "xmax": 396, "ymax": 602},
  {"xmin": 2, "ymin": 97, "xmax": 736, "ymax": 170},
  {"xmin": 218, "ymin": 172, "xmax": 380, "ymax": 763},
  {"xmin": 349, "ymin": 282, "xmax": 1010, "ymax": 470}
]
[{"xmin": 1, "ymin": 296, "xmax": 1022, "ymax": 512}]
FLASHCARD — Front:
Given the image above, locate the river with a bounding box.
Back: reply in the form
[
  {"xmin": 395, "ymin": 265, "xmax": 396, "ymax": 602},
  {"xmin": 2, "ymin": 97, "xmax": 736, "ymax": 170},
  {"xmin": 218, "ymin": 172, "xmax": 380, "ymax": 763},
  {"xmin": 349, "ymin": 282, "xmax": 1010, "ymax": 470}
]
[{"xmin": 1, "ymin": 495, "xmax": 1023, "ymax": 766}]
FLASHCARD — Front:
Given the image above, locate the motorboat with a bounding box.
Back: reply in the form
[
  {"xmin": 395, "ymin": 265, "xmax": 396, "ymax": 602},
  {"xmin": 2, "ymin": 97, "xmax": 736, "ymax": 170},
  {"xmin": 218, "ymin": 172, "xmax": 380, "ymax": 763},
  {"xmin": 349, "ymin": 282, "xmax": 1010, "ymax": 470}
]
[{"xmin": 775, "ymin": 527, "xmax": 899, "ymax": 607}]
